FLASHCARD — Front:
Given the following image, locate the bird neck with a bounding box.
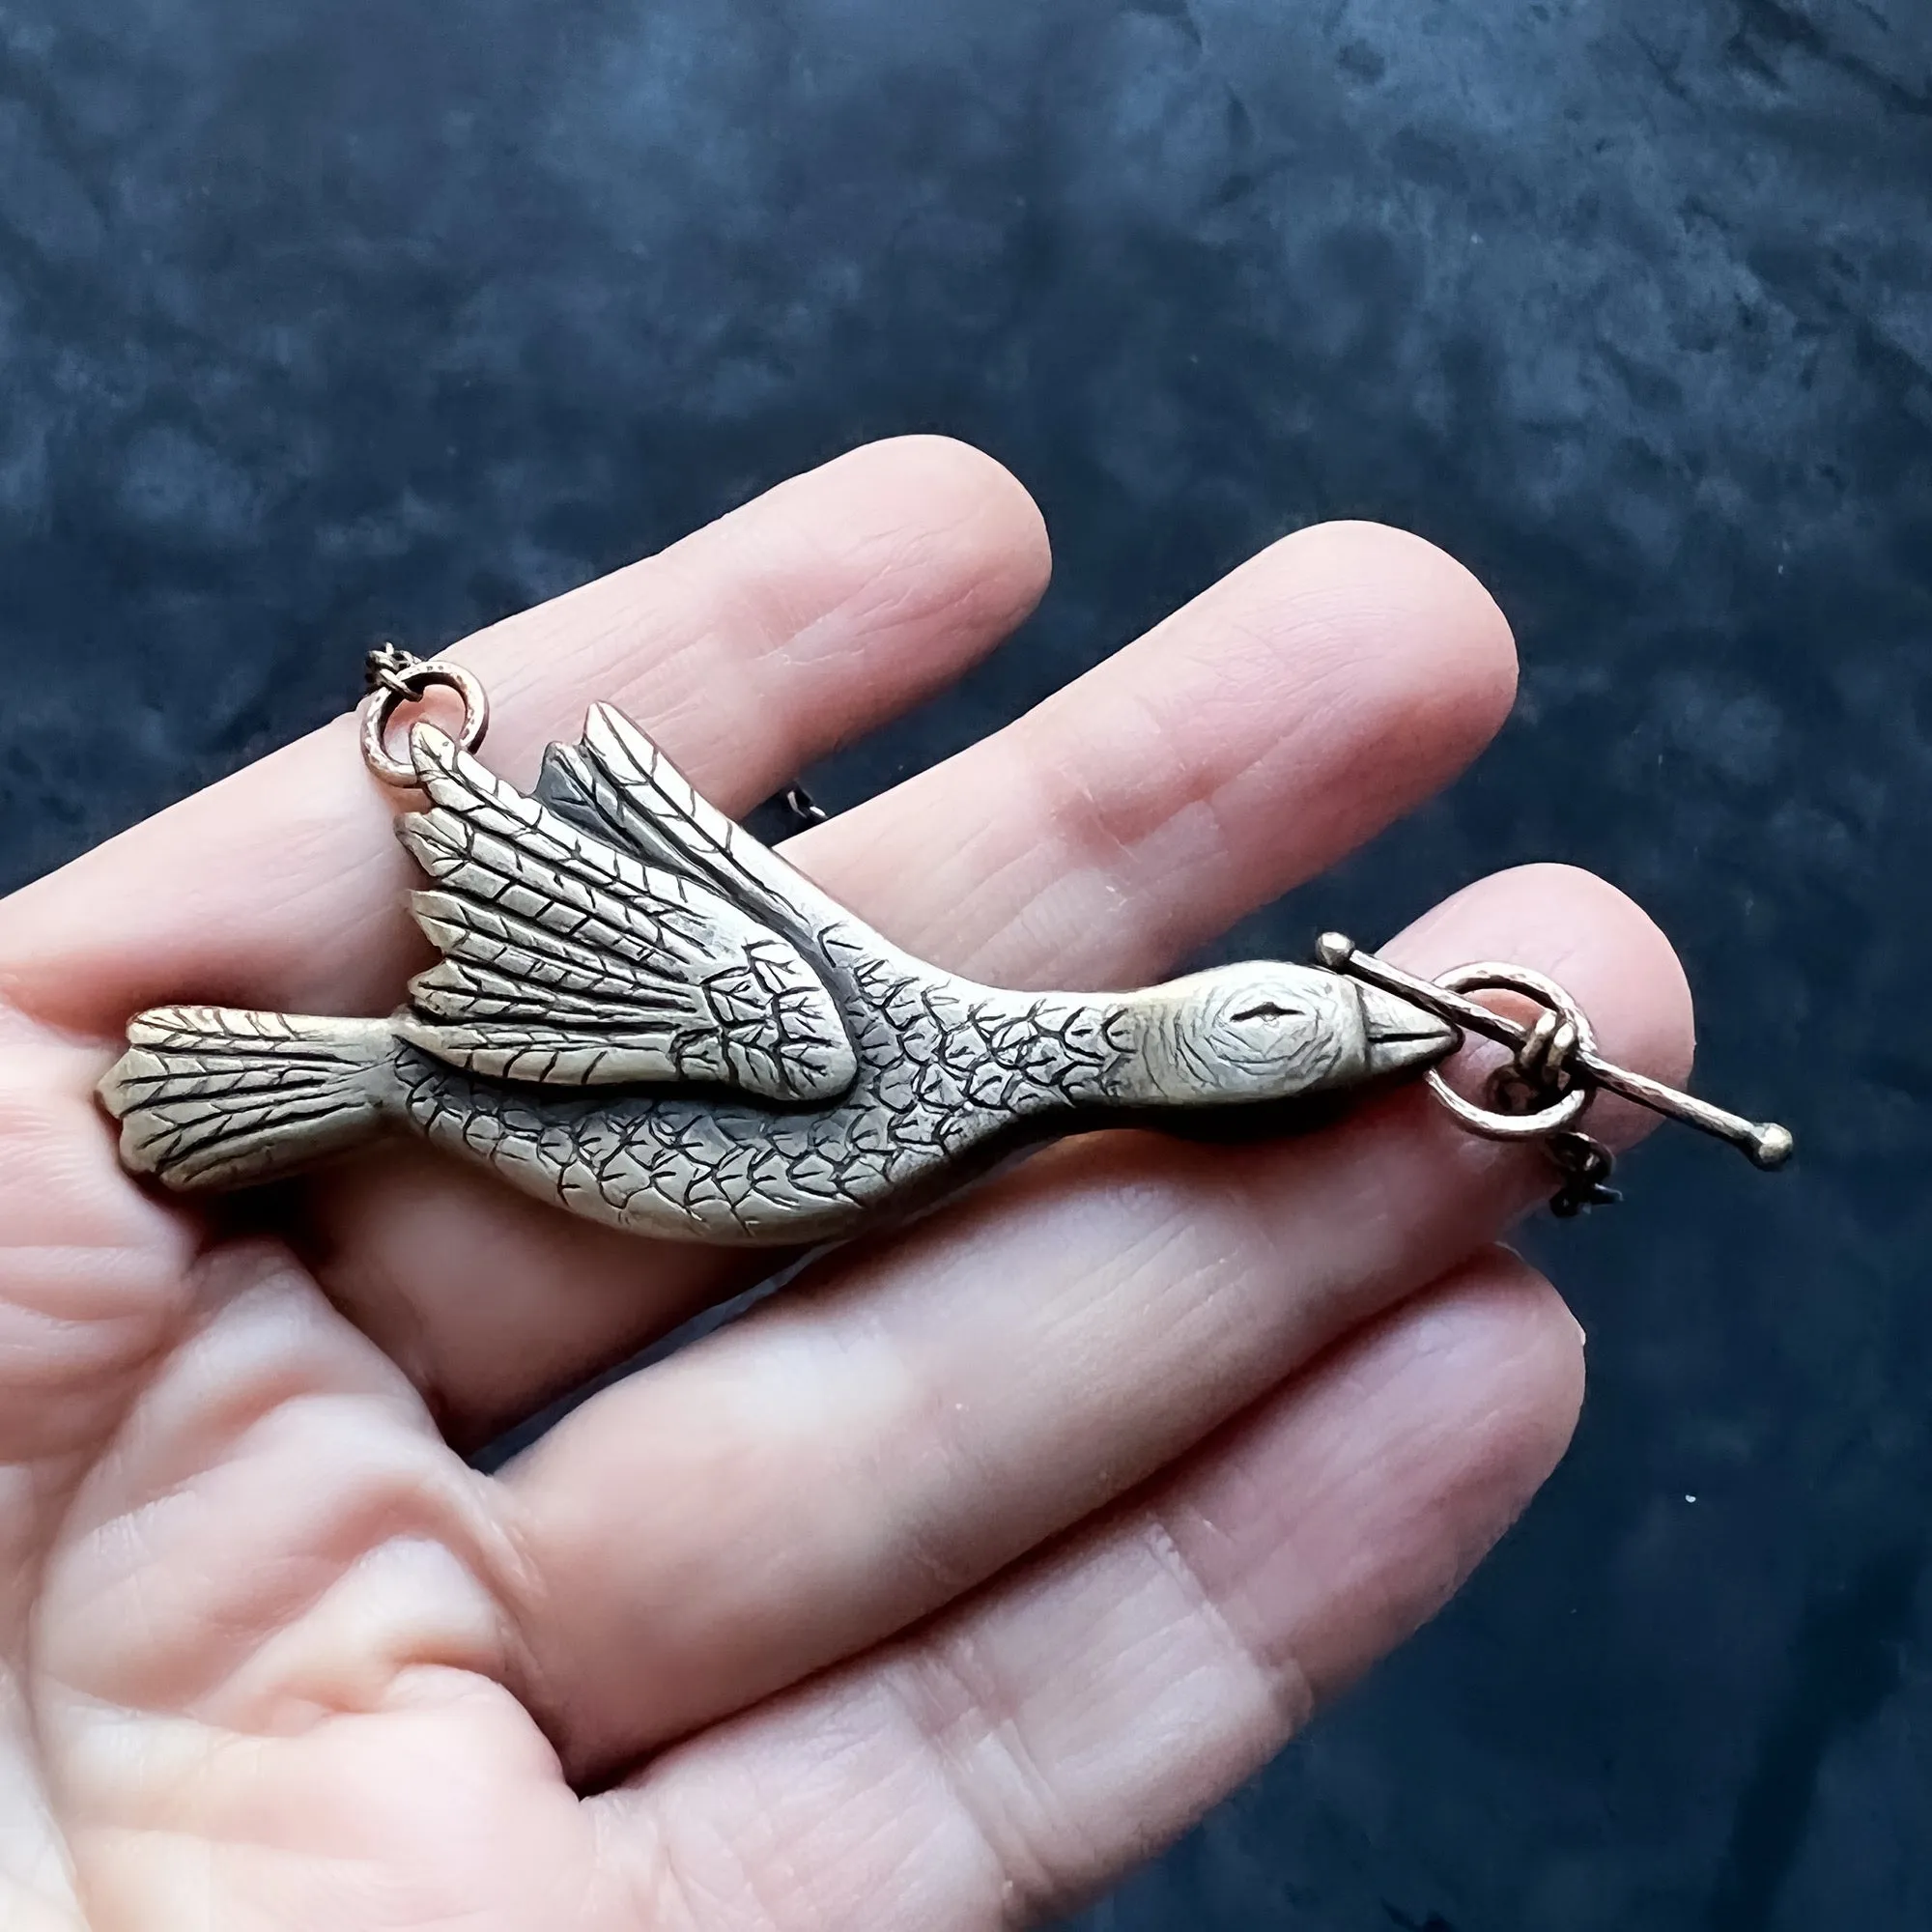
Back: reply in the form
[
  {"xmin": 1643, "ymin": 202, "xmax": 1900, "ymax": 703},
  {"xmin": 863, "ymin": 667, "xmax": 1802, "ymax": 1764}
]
[{"xmin": 950, "ymin": 983, "xmax": 1152, "ymax": 1115}]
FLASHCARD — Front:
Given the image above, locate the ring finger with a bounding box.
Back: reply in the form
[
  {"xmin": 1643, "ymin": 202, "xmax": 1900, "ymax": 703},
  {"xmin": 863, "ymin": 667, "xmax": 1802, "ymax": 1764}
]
[
  {"xmin": 308, "ymin": 517, "xmax": 1520, "ymax": 1441},
  {"xmin": 498, "ymin": 861, "xmax": 1692, "ymax": 1779}
]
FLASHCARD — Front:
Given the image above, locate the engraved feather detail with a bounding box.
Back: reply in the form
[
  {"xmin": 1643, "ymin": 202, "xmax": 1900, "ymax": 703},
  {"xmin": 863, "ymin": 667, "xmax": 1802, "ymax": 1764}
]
[
  {"xmin": 98, "ymin": 700, "xmax": 1455, "ymax": 1241},
  {"xmin": 99, "ymin": 1008, "xmax": 397, "ymax": 1190},
  {"xmin": 389, "ymin": 949, "xmax": 1135, "ymax": 1241},
  {"xmin": 396, "ymin": 725, "xmax": 856, "ymax": 1102}
]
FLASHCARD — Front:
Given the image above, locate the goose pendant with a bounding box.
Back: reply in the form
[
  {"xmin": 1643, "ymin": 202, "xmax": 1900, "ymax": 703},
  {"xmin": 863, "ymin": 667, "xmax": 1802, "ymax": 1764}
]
[{"xmin": 98, "ymin": 696, "xmax": 1463, "ymax": 1245}]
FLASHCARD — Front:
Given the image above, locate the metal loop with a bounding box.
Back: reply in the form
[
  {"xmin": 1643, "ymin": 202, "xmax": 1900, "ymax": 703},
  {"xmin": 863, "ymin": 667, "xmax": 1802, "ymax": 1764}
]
[
  {"xmin": 1547, "ymin": 1128, "xmax": 1622, "ymax": 1216},
  {"xmin": 360, "ymin": 651, "xmax": 490, "ymax": 788},
  {"xmin": 1423, "ymin": 961, "xmax": 1598, "ymax": 1143},
  {"xmin": 1317, "ymin": 930, "xmax": 1791, "ymax": 1173}
]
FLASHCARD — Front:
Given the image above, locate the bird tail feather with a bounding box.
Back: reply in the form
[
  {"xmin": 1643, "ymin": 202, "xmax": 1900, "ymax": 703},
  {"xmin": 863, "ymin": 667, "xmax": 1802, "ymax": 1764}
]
[{"xmin": 99, "ymin": 1007, "xmax": 398, "ymax": 1192}]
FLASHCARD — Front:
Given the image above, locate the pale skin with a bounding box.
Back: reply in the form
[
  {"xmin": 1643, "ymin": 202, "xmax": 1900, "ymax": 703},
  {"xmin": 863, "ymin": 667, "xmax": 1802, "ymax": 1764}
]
[{"xmin": 0, "ymin": 438, "xmax": 1692, "ymax": 1930}]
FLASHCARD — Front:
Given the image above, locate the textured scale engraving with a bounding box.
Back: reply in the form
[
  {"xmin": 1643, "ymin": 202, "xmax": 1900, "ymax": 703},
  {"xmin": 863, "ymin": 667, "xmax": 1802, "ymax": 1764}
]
[{"xmin": 99, "ymin": 701, "xmax": 1459, "ymax": 1246}]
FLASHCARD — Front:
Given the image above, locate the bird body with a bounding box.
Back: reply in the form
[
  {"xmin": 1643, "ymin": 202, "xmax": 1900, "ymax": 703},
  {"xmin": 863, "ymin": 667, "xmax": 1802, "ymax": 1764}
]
[{"xmin": 100, "ymin": 704, "xmax": 1455, "ymax": 1245}]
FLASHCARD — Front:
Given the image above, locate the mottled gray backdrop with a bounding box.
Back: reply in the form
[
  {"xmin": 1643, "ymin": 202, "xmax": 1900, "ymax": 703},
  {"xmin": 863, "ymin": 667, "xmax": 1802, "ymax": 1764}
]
[{"xmin": 2, "ymin": 3, "xmax": 1928, "ymax": 1927}]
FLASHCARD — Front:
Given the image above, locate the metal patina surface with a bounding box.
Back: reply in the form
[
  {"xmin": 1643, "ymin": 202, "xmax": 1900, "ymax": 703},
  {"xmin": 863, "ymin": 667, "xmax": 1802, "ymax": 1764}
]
[{"xmin": 99, "ymin": 691, "xmax": 1459, "ymax": 1243}]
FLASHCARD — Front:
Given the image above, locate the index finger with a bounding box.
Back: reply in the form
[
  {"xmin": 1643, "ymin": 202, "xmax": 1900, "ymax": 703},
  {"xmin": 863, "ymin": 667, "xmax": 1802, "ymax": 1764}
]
[{"xmin": 0, "ymin": 437, "xmax": 1050, "ymax": 1036}]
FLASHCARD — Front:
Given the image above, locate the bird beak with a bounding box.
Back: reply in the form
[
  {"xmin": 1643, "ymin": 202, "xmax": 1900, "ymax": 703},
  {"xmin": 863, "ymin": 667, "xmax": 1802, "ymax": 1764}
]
[{"xmin": 1357, "ymin": 983, "xmax": 1460, "ymax": 1075}]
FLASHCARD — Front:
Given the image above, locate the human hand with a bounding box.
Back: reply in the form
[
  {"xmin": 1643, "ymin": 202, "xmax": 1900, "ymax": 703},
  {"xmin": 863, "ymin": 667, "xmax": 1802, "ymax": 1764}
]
[{"xmin": 0, "ymin": 439, "xmax": 1690, "ymax": 1929}]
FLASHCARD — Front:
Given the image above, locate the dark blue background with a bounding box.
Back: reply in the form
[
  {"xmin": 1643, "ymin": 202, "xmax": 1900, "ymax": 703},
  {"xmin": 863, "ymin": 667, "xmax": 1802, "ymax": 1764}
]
[{"xmin": 2, "ymin": 4, "xmax": 1928, "ymax": 1926}]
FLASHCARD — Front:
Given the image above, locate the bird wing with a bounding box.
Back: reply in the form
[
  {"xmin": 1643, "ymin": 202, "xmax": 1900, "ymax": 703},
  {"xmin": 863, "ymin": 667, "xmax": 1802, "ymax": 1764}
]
[
  {"xmin": 393, "ymin": 724, "xmax": 857, "ymax": 1104},
  {"xmin": 535, "ymin": 700, "xmax": 853, "ymax": 937}
]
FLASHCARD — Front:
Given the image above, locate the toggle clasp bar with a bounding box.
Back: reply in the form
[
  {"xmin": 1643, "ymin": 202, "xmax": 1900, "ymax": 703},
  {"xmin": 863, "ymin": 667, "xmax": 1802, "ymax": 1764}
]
[{"xmin": 1316, "ymin": 933, "xmax": 1793, "ymax": 1171}]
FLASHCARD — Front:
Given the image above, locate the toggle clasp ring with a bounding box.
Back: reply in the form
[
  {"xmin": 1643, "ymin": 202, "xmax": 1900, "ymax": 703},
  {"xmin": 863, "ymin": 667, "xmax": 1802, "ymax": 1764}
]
[
  {"xmin": 1422, "ymin": 961, "xmax": 1597, "ymax": 1142},
  {"xmin": 1316, "ymin": 931, "xmax": 1794, "ymax": 1170},
  {"xmin": 360, "ymin": 645, "xmax": 491, "ymax": 788}
]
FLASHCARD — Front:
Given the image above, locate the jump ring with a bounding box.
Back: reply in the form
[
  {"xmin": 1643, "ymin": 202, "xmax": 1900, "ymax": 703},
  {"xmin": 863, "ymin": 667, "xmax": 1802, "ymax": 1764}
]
[
  {"xmin": 360, "ymin": 660, "xmax": 491, "ymax": 788},
  {"xmin": 1424, "ymin": 961, "xmax": 1598, "ymax": 1142}
]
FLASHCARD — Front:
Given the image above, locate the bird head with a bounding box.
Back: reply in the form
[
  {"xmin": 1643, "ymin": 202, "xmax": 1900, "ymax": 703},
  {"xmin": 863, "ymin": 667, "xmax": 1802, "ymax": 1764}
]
[{"xmin": 1129, "ymin": 960, "xmax": 1458, "ymax": 1108}]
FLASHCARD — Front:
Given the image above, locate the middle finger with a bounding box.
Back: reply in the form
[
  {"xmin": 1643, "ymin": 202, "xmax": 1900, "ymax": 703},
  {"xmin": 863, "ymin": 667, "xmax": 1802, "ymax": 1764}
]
[{"xmin": 308, "ymin": 520, "xmax": 1519, "ymax": 1440}]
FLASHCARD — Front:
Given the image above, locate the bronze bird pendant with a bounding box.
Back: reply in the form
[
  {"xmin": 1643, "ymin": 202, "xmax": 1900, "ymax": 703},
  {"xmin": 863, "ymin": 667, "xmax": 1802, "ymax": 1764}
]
[{"xmin": 99, "ymin": 700, "xmax": 1465, "ymax": 1246}]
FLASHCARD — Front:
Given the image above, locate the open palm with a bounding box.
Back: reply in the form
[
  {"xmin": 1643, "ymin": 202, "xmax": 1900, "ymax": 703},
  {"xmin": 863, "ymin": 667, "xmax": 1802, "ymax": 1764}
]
[{"xmin": 0, "ymin": 440, "xmax": 1689, "ymax": 1930}]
